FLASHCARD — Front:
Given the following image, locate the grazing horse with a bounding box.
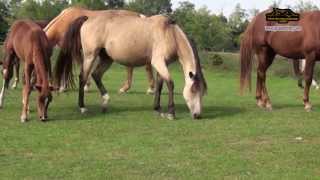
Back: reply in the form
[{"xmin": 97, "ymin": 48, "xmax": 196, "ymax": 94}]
[
  {"xmin": 292, "ymin": 59, "xmax": 320, "ymax": 90},
  {"xmin": 240, "ymin": 9, "xmax": 320, "ymax": 111},
  {"xmin": 0, "ymin": 20, "xmax": 53, "ymax": 122},
  {"xmin": 44, "ymin": 6, "xmax": 155, "ymax": 94},
  {"xmin": 10, "ymin": 20, "xmax": 50, "ymax": 89},
  {"xmin": 55, "ymin": 15, "xmax": 207, "ymax": 119}
]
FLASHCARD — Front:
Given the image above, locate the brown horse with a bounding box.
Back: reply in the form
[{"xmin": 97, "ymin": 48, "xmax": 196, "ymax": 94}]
[
  {"xmin": 55, "ymin": 15, "xmax": 207, "ymax": 119},
  {"xmin": 10, "ymin": 20, "xmax": 50, "ymax": 89},
  {"xmin": 44, "ymin": 6, "xmax": 155, "ymax": 94},
  {"xmin": 0, "ymin": 20, "xmax": 53, "ymax": 122},
  {"xmin": 240, "ymin": 8, "xmax": 320, "ymax": 111}
]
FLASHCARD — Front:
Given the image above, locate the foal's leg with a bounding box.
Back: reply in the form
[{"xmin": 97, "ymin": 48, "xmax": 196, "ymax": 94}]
[
  {"xmin": 12, "ymin": 57, "xmax": 20, "ymax": 89},
  {"xmin": 151, "ymin": 58, "xmax": 175, "ymax": 120},
  {"xmin": 0, "ymin": 53, "xmax": 15, "ymax": 108},
  {"xmin": 119, "ymin": 67, "xmax": 133, "ymax": 94},
  {"xmin": 303, "ymin": 53, "xmax": 316, "ymax": 111},
  {"xmin": 146, "ymin": 63, "xmax": 155, "ymax": 94},
  {"xmin": 256, "ymin": 47, "xmax": 275, "ymax": 110},
  {"xmin": 21, "ymin": 65, "xmax": 33, "ymax": 123},
  {"xmin": 91, "ymin": 58, "xmax": 113, "ymax": 112}
]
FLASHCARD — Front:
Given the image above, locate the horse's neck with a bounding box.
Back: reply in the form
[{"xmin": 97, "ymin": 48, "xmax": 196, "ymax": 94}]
[{"xmin": 173, "ymin": 25, "xmax": 197, "ymax": 79}]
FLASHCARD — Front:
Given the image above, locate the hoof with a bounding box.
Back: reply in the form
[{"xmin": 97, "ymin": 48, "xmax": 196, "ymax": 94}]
[
  {"xmin": 265, "ymin": 103, "xmax": 273, "ymax": 111},
  {"xmin": 59, "ymin": 87, "xmax": 66, "ymax": 93},
  {"xmin": 20, "ymin": 116, "xmax": 28, "ymax": 123},
  {"xmin": 160, "ymin": 112, "xmax": 166, "ymax": 118},
  {"xmin": 11, "ymin": 85, "xmax": 17, "ymax": 89},
  {"xmin": 40, "ymin": 116, "xmax": 48, "ymax": 122},
  {"xmin": 80, "ymin": 108, "xmax": 88, "ymax": 114},
  {"xmin": 256, "ymin": 100, "xmax": 265, "ymax": 109},
  {"xmin": 84, "ymin": 85, "xmax": 90, "ymax": 93},
  {"xmin": 118, "ymin": 88, "xmax": 127, "ymax": 94},
  {"xmin": 146, "ymin": 88, "xmax": 155, "ymax": 95},
  {"xmin": 305, "ymin": 103, "xmax": 312, "ymax": 112},
  {"xmin": 166, "ymin": 113, "xmax": 175, "ymax": 120}
]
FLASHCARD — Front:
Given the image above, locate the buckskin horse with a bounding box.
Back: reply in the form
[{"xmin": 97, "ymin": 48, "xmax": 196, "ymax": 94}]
[
  {"xmin": 44, "ymin": 6, "xmax": 155, "ymax": 94},
  {"xmin": 55, "ymin": 14, "xmax": 207, "ymax": 119},
  {"xmin": 240, "ymin": 8, "xmax": 320, "ymax": 111},
  {"xmin": 0, "ymin": 20, "xmax": 53, "ymax": 122}
]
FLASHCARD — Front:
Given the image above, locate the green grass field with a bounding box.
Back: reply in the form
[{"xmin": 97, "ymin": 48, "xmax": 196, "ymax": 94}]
[{"xmin": 1, "ymin": 52, "xmax": 320, "ymax": 179}]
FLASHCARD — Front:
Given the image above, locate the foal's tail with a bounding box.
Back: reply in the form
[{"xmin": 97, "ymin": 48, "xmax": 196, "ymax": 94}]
[
  {"xmin": 240, "ymin": 21, "xmax": 255, "ymax": 94},
  {"xmin": 54, "ymin": 16, "xmax": 88, "ymax": 88}
]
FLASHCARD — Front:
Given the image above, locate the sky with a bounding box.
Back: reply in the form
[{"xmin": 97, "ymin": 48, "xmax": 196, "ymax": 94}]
[{"xmin": 171, "ymin": 0, "xmax": 320, "ymax": 17}]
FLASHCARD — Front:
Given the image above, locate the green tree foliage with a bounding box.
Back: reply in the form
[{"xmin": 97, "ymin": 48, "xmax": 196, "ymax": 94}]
[
  {"xmin": 10, "ymin": 0, "xmax": 68, "ymax": 21},
  {"xmin": 228, "ymin": 3, "xmax": 248, "ymax": 49},
  {"xmin": 106, "ymin": 0, "xmax": 125, "ymax": 8},
  {"xmin": 127, "ymin": 0, "xmax": 172, "ymax": 15},
  {"xmin": 71, "ymin": 0, "xmax": 106, "ymax": 10},
  {"xmin": 0, "ymin": 1, "xmax": 9, "ymax": 41},
  {"xmin": 173, "ymin": 1, "xmax": 233, "ymax": 51}
]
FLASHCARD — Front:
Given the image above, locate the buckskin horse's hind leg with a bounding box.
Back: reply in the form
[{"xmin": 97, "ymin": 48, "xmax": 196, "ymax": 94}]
[
  {"xmin": 256, "ymin": 47, "xmax": 275, "ymax": 110},
  {"xmin": 153, "ymin": 72, "xmax": 164, "ymax": 115},
  {"xmin": 91, "ymin": 52, "xmax": 113, "ymax": 113},
  {"xmin": 303, "ymin": 53, "xmax": 316, "ymax": 112},
  {"xmin": 79, "ymin": 51, "xmax": 98, "ymax": 114},
  {"xmin": 119, "ymin": 67, "xmax": 133, "ymax": 94}
]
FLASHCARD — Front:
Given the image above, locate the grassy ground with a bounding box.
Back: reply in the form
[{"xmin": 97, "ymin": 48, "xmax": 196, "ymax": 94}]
[{"xmin": 1, "ymin": 52, "xmax": 320, "ymax": 179}]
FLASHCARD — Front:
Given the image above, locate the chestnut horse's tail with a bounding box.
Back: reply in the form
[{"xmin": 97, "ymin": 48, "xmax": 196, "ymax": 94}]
[
  {"xmin": 54, "ymin": 16, "xmax": 88, "ymax": 88},
  {"xmin": 240, "ymin": 21, "xmax": 255, "ymax": 94}
]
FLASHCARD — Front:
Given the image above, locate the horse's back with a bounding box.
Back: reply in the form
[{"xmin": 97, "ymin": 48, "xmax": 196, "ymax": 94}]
[
  {"xmin": 8, "ymin": 20, "xmax": 50, "ymax": 60},
  {"xmin": 81, "ymin": 14, "xmax": 177, "ymax": 65}
]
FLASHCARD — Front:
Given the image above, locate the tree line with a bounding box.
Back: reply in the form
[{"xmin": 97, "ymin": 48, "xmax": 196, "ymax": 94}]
[{"xmin": 0, "ymin": 0, "xmax": 319, "ymax": 51}]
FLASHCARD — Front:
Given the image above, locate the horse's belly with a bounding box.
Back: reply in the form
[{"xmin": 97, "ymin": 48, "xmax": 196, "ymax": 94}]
[{"xmin": 106, "ymin": 40, "xmax": 151, "ymax": 66}]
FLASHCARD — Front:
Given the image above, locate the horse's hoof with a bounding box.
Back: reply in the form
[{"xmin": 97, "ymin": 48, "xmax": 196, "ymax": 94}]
[
  {"xmin": 11, "ymin": 85, "xmax": 17, "ymax": 89},
  {"xmin": 160, "ymin": 112, "xmax": 166, "ymax": 118},
  {"xmin": 59, "ymin": 88, "xmax": 66, "ymax": 93},
  {"xmin": 39, "ymin": 116, "xmax": 48, "ymax": 122},
  {"xmin": 256, "ymin": 100, "xmax": 265, "ymax": 109},
  {"xmin": 166, "ymin": 113, "xmax": 175, "ymax": 120},
  {"xmin": 265, "ymin": 103, "xmax": 273, "ymax": 111},
  {"xmin": 20, "ymin": 116, "xmax": 28, "ymax": 123},
  {"xmin": 84, "ymin": 85, "xmax": 90, "ymax": 93},
  {"xmin": 80, "ymin": 108, "xmax": 88, "ymax": 114},
  {"xmin": 118, "ymin": 88, "xmax": 127, "ymax": 94},
  {"xmin": 146, "ymin": 88, "xmax": 155, "ymax": 95},
  {"xmin": 305, "ymin": 104, "xmax": 312, "ymax": 112}
]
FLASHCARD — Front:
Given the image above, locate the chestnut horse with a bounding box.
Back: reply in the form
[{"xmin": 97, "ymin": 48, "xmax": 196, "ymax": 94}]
[
  {"xmin": 240, "ymin": 9, "xmax": 320, "ymax": 111},
  {"xmin": 10, "ymin": 20, "xmax": 50, "ymax": 89},
  {"xmin": 44, "ymin": 6, "xmax": 155, "ymax": 94},
  {"xmin": 0, "ymin": 20, "xmax": 53, "ymax": 122},
  {"xmin": 55, "ymin": 15, "xmax": 207, "ymax": 119}
]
